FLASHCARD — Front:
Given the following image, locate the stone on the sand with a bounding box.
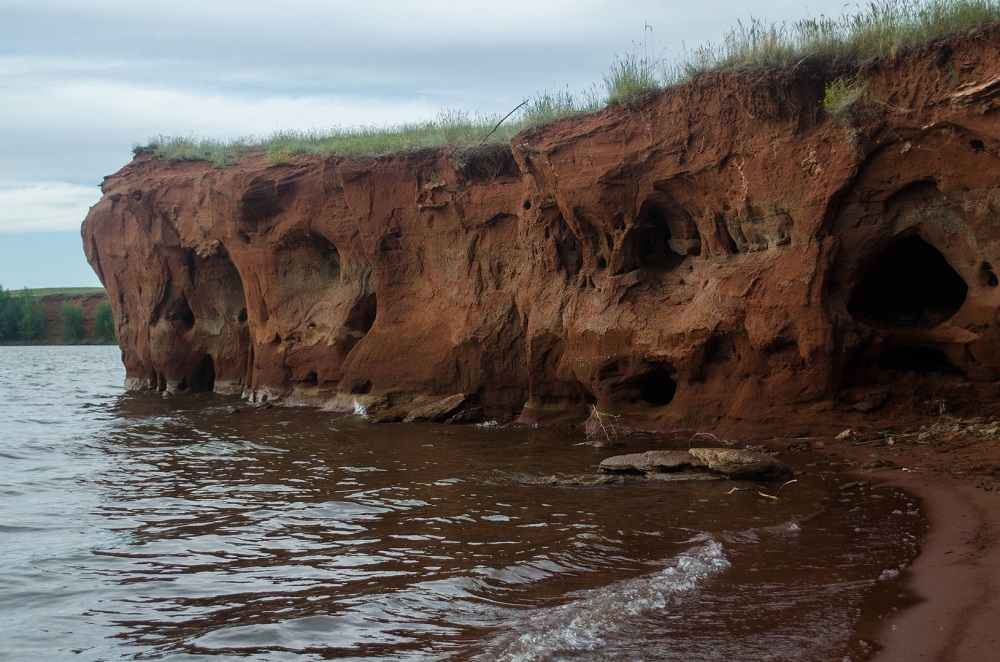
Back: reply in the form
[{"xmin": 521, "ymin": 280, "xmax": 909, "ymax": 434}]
[
  {"xmin": 687, "ymin": 448, "xmax": 793, "ymax": 480},
  {"xmin": 599, "ymin": 450, "xmax": 700, "ymax": 474},
  {"xmin": 402, "ymin": 394, "xmax": 467, "ymax": 423}
]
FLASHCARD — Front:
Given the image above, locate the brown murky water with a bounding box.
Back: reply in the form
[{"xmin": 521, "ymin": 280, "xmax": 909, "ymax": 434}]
[{"xmin": 0, "ymin": 346, "xmax": 922, "ymax": 661}]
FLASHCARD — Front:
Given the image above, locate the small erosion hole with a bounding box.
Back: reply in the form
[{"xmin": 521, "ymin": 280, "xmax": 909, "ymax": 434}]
[
  {"xmin": 980, "ymin": 262, "xmax": 998, "ymax": 287},
  {"xmin": 877, "ymin": 346, "xmax": 965, "ymax": 377},
  {"xmin": 351, "ymin": 380, "xmax": 373, "ymax": 395},
  {"xmin": 166, "ymin": 295, "xmax": 195, "ymax": 331}
]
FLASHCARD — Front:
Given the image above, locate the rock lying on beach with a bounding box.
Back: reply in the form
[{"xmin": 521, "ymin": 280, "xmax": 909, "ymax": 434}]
[
  {"xmin": 687, "ymin": 448, "xmax": 794, "ymax": 480},
  {"xmin": 366, "ymin": 393, "xmax": 468, "ymax": 424},
  {"xmin": 402, "ymin": 393, "xmax": 467, "ymax": 423},
  {"xmin": 600, "ymin": 448, "xmax": 793, "ymax": 481},
  {"xmin": 598, "ymin": 451, "xmax": 702, "ymax": 474}
]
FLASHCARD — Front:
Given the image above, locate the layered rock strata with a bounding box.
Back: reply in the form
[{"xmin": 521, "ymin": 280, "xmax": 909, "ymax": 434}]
[{"xmin": 83, "ymin": 24, "xmax": 1000, "ymax": 429}]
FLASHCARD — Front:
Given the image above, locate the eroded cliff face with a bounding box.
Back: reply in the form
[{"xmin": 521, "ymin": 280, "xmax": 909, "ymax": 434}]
[{"xmin": 83, "ymin": 24, "xmax": 1000, "ymax": 430}]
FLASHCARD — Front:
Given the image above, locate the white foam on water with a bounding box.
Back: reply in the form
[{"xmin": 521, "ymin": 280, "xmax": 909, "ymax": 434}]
[
  {"xmin": 351, "ymin": 397, "xmax": 368, "ymax": 418},
  {"xmin": 481, "ymin": 537, "xmax": 730, "ymax": 661}
]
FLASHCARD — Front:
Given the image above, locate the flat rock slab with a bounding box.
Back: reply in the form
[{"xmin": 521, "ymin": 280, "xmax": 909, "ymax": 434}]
[
  {"xmin": 402, "ymin": 394, "xmax": 468, "ymax": 423},
  {"xmin": 601, "ymin": 447, "xmax": 792, "ymax": 481},
  {"xmin": 688, "ymin": 447, "xmax": 793, "ymax": 480},
  {"xmin": 599, "ymin": 450, "xmax": 701, "ymax": 474}
]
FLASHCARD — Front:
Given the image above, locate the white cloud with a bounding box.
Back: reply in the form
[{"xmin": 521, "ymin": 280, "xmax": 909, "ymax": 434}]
[
  {"xmin": 0, "ymin": 0, "xmax": 869, "ymax": 288},
  {"xmin": 0, "ymin": 181, "xmax": 102, "ymax": 232}
]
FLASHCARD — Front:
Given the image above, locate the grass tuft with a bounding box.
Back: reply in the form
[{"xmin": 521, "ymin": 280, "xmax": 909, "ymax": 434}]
[
  {"xmin": 604, "ymin": 51, "xmax": 661, "ymax": 104},
  {"xmin": 136, "ymin": 0, "xmax": 1000, "ymax": 166}
]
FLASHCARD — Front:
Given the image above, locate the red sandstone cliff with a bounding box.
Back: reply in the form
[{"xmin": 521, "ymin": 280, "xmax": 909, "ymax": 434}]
[{"xmin": 83, "ymin": 24, "xmax": 1000, "ymax": 430}]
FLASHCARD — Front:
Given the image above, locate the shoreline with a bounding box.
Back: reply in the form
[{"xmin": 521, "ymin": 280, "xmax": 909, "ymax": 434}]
[{"xmin": 811, "ymin": 428, "xmax": 1000, "ymax": 661}]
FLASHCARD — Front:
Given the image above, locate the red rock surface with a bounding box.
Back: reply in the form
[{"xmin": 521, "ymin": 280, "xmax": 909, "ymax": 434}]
[{"xmin": 82, "ymin": 24, "xmax": 1000, "ymax": 429}]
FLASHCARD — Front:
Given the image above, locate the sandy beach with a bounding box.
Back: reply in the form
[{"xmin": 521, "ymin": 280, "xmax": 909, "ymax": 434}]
[{"xmin": 817, "ymin": 423, "xmax": 1000, "ymax": 660}]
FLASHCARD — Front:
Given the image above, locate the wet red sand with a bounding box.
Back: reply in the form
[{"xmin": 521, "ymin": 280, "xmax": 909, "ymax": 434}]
[{"xmin": 793, "ymin": 422, "xmax": 1000, "ymax": 660}]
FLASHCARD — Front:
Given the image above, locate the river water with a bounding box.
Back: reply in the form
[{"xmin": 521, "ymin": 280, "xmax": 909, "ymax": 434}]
[{"xmin": 0, "ymin": 346, "xmax": 922, "ymax": 661}]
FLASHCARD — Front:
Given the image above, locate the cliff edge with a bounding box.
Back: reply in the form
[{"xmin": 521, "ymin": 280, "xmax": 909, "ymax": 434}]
[{"xmin": 83, "ymin": 24, "xmax": 1000, "ymax": 431}]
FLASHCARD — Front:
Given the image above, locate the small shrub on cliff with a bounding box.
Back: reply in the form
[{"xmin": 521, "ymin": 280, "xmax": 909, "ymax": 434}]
[
  {"xmin": 62, "ymin": 302, "xmax": 85, "ymax": 342},
  {"xmin": 823, "ymin": 76, "xmax": 871, "ymax": 126},
  {"xmin": 94, "ymin": 299, "xmax": 115, "ymax": 343},
  {"xmin": 18, "ymin": 291, "xmax": 46, "ymax": 341},
  {"xmin": 0, "ymin": 285, "xmax": 19, "ymax": 341}
]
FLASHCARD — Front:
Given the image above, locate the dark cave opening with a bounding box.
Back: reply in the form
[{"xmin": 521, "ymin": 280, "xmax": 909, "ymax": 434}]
[
  {"xmin": 877, "ymin": 346, "xmax": 965, "ymax": 377},
  {"xmin": 294, "ymin": 370, "xmax": 319, "ymax": 386},
  {"xmin": 631, "ymin": 366, "xmax": 678, "ymax": 407},
  {"xmin": 351, "ymin": 380, "xmax": 373, "ymax": 395},
  {"xmin": 166, "ymin": 295, "xmax": 196, "ymax": 331},
  {"xmin": 189, "ymin": 354, "xmax": 216, "ymax": 392},
  {"xmin": 345, "ymin": 293, "xmax": 378, "ymax": 336},
  {"xmin": 640, "ymin": 207, "xmax": 678, "ymax": 270},
  {"xmin": 848, "ymin": 235, "xmax": 967, "ymax": 328}
]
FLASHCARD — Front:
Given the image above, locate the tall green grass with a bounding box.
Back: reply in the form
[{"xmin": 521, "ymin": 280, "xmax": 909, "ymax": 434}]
[
  {"xmin": 137, "ymin": 0, "xmax": 1000, "ymax": 166},
  {"xmin": 604, "ymin": 52, "xmax": 661, "ymax": 104},
  {"xmin": 678, "ymin": 0, "xmax": 1000, "ymax": 78},
  {"xmin": 136, "ymin": 92, "xmax": 603, "ymax": 167}
]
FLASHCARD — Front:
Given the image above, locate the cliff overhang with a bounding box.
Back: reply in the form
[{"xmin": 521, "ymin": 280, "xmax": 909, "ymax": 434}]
[{"xmin": 83, "ymin": 23, "xmax": 1000, "ymax": 432}]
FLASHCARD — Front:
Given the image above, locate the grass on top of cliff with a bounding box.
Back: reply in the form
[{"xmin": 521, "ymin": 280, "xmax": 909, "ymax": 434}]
[
  {"xmin": 136, "ymin": 0, "xmax": 1000, "ymax": 167},
  {"xmin": 677, "ymin": 0, "xmax": 1000, "ymax": 77},
  {"xmin": 136, "ymin": 92, "xmax": 601, "ymax": 167}
]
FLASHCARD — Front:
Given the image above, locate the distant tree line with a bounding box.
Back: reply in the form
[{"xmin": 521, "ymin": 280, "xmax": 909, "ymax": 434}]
[{"xmin": 0, "ymin": 284, "xmax": 115, "ymax": 343}]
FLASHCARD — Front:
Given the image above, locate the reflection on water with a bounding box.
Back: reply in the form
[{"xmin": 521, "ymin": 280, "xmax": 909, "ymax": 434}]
[{"xmin": 0, "ymin": 346, "xmax": 922, "ymax": 661}]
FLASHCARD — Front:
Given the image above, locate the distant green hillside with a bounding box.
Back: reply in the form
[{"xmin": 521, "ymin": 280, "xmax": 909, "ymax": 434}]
[
  {"xmin": 12, "ymin": 287, "xmax": 106, "ymax": 297},
  {"xmin": 1, "ymin": 286, "xmax": 115, "ymax": 345}
]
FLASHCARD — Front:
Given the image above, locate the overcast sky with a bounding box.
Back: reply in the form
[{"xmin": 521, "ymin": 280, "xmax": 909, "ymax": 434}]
[{"xmin": 0, "ymin": 0, "xmax": 846, "ymax": 288}]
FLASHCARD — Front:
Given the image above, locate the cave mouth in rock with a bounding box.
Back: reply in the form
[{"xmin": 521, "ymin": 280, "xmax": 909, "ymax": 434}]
[
  {"xmin": 345, "ymin": 293, "xmax": 378, "ymax": 336},
  {"xmin": 849, "ymin": 235, "xmax": 967, "ymax": 328},
  {"xmin": 633, "ymin": 204, "xmax": 700, "ymax": 272},
  {"xmin": 191, "ymin": 354, "xmax": 216, "ymax": 392},
  {"xmin": 639, "ymin": 368, "xmax": 678, "ymax": 406},
  {"xmin": 618, "ymin": 365, "xmax": 677, "ymax": 407},
  {"xmin": 166, "ymin": 294, "xmax": 196, "ymax": 331},
  {"xmin": 640, "ymin": 207, "xmax": 680, "ymax": 270},
  {"xmin": 877, "ymin": 346, "xmax": 965, "ymax": 377}
]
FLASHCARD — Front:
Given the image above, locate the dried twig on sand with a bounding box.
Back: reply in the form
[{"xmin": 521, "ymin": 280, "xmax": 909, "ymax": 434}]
[{"xmin": 726, "ymin": 479, "xmax": 798, "ymax": 502}]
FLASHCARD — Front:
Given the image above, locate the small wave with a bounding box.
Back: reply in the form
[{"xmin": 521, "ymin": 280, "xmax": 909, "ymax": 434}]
[
  {"xmin": 480, "ymin": 538, "xmax": 730, "ymax": 661},
  {"xmin": 352, "ymin": 397, "xmax": 368, "ymax": 418}
]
